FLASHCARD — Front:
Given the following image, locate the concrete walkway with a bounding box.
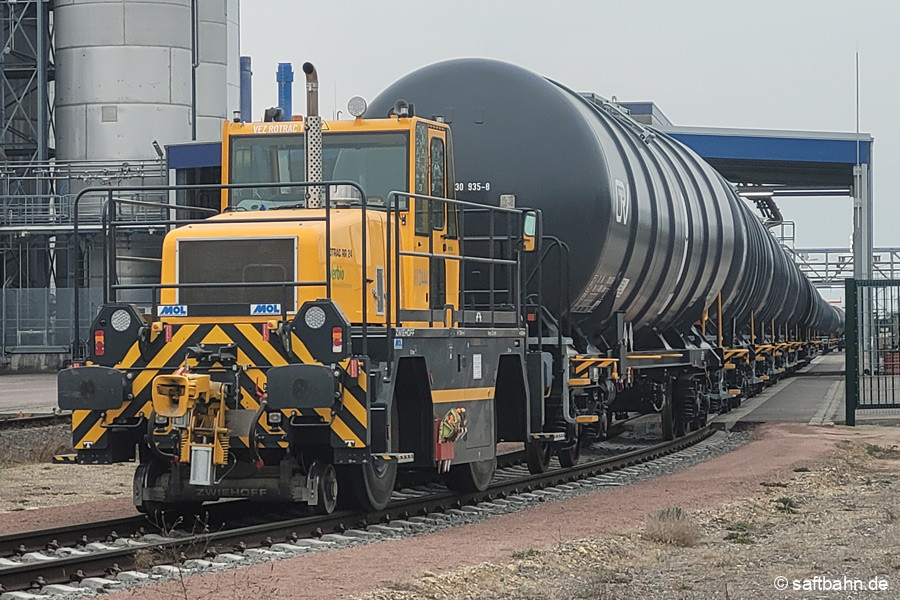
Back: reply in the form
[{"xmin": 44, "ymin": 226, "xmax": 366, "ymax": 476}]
[{"xmin": 0, "ymin": 373, "xmax": 58, "ymax": 415}]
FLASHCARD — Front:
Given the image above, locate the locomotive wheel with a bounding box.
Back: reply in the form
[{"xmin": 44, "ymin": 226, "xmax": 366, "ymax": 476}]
[
  {"xmin": 557, "ymin": 436, "xmax": 582, "ymax": 468},
  {"xmin": 525, "ymin": 440, "xmax": 553, "ymax": 474},
  {"xmin": 134, "ymin": 460, "xmax": 167, "ymax": 516},
  {"xmin": 338, "ymin": 401, "xmax": 400, "ymax": 511},
  {"xmin": 674, "ymin": 413, "xmax": 688, "ymax": 437},
  {"xmin": 311, "ymin": 462, "xmax": 339, "ymax": 515},
  {"xmin": 444, "ymin": 457, "xmax": 496, "ymax": 492},
  {"xmin": 134, "ymin": 462, "xmax": 203, "ymax": 524},
  {"xmin": 338, "ymin": 457, "xmax": 397, "ymax": 512}
]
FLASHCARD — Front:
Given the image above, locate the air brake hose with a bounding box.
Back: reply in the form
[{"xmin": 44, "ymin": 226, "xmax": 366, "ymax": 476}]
[
  {"xmin": 146, "ymin": 410, "xmax": 177, "ymax": 461},
  {"xmin": 249, "ymin": 398, "xmax": 267, "ymax": 469}
]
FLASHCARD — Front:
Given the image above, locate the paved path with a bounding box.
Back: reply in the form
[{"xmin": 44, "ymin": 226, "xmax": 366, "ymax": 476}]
[
  {"xmin": 0, "ymin": 373, "xmax": 58, "ymax": 415},
  {"xmin": 712, "ymin": 353, "xmax": 847, "ymax": 429}
]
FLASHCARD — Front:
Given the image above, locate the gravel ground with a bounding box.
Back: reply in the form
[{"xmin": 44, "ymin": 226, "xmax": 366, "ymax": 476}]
[
  {"xmin": 0, "ymin": 423, "xmax": 70, "ymax": 466},
  {"xmin": 358, "ymin": 431, "xmax": 900, "ymax": 600},
  {"xmin": 3, "ymin": 424, "xmax": 898, "ymax": 600},
  {"xmin": 0, "ymin": 424, "xmax": 135, "ymax": 517}
]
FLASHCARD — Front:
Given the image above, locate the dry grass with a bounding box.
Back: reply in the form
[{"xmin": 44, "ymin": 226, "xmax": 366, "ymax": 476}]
[
  {"xmin": 0, "ymin": 425, "xmax": 71, "ymax": 465},
  {"xmin": 641, "ymin": 506, "xmax": 700, "ymax": 547}
]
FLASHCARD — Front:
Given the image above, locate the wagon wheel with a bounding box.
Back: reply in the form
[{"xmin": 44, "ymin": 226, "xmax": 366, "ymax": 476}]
[
  {"xmin": 525, "ymin": 439, "xmax": 553, "ymax": 474},
  {"xmin": 557, "ymin": 433, "xmax": 583, "ymax": 468},
  {"xmin": 444, "ymin": 457, "xmax": 496, "ymax": 492}
]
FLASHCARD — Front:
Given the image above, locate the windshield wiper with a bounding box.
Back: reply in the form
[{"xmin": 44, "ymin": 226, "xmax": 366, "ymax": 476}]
[{"xmin": 270, "ymin": 202, "xmax": 306, "ymax": 210}]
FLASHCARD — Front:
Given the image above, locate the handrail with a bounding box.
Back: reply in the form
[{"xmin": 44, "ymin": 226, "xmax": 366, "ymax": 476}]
[
  {"xmin": 384, "ymin": 190, "xmax": 534, "ymax": 377},
  {"xmin": 71, "ymin": 180, "xmax": 369, "ymax": 360}
]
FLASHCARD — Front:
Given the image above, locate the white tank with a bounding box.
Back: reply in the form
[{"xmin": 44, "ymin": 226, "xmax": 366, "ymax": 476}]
[{"xmin": 55, "ymin": 0, "xmax": 239, "ymax": 161}]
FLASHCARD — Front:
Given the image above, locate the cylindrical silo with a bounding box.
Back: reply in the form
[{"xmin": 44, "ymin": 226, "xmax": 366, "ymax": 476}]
[
  {"xmin": 54, "ymin": 0, "xmax": 238, "ymax": 160},
  {"xmin": 53, "ymin": 0, "xmax": 239, "ymax": 306}
]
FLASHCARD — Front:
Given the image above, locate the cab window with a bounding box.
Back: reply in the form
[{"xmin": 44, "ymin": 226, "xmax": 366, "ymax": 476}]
[
  {"xmin": 430, "ymin": 136, "xmax": 445, "ymax": 229},
  {"xmin": 415, "ymin": 123, "xmax": 429, "ymax": 235}
]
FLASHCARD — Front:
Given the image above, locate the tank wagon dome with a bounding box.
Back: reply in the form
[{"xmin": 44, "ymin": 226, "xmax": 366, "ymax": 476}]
[{"xmin": 369, "ymin": 58, "xmax": 842, "ymax": 340}]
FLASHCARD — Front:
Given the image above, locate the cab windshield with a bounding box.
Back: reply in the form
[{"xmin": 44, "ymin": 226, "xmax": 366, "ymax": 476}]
[{"xmin": 229, "ymin": 131, "xmax": 408, "ymax": 209}]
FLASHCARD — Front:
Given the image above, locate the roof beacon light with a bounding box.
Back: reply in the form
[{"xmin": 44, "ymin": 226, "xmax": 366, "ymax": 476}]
[{"xmin": 347, "ymin": 96, "xmax": 367, "ymax": 118}]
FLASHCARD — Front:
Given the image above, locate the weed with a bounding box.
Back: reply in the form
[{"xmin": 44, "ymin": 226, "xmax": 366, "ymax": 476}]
[
  {"xmin": 512, "ymin": 548, "xmax": 539, "ymax": 560},
  {"xmin": 724, "ymin": 531, "xmax": 753, "ymax": 544},
  {"xmin": 867, "ymin": 444, "xmax": 886, "ymax": 457},
  {"xmin": 793, "ymin": 466, "xmax": 810, "ymax": 472},
  {"xmin": 727, "ymin": 521, "xmax": 752, "ymax": 532},
  {"xmin": 774, "ymin": 496, "xmax": 797, "ymax": 513},
  {"xmin": 643, "ymin": 507, "xmax": 700, "ymax": 547}
]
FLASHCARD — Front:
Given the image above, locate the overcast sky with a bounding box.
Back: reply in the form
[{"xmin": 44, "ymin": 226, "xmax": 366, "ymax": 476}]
[{"xmin": 241, "ymin": 0, "xmax": 898, "ymax": 267}]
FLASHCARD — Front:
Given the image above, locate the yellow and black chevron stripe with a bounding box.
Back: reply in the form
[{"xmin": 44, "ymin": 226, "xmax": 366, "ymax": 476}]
[
  {"xmin": 571, "ymin": 356, "xmax": 618, "ymax": 381},
  {"xmin": 328, "ymin": 358, "xmax": 368, "ymax": 448},
  {"xmin": 75, "ymin": 322, "xmax": 369, "ymax": 451}
]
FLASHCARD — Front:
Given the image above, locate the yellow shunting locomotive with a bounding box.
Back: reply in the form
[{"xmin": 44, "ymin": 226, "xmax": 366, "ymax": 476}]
[{"xmin": 59, "ymin": 63, "xmax": 544, "ymax": 513}]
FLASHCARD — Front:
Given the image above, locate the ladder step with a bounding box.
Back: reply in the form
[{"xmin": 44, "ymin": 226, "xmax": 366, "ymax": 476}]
[
  {"xmin": 575, "ymin": 415, "xmax": 599, "ymax": 424},
  {"xmin": 530, "ymin": 432, "xmax": 565, "ymax": 442},
  {"xmin": 376, "ymin": 452, "xmax": 414, "ymax": 464},
  {"xmin": 568, "ymin": 378, "xmax": 591, "ymax": 386}
]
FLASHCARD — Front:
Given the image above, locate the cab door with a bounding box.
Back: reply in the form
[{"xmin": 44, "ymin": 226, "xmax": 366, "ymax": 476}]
[
  {"xmin": 408, "ymin": 122, "xmax": 457, "ymax": 326},
  {"xmin": 427, "ymin": 130, "xmax": 448, "ymax": 317}
]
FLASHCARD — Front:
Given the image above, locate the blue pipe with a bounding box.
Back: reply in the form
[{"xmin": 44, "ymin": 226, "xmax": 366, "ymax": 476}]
[
  {"xmin": 240, "ymin": 56, "xmax": 252, "ymax": 121},
  {"xmin": 277, "ymin": 62, "xmax": 294, "ymax": 120}
]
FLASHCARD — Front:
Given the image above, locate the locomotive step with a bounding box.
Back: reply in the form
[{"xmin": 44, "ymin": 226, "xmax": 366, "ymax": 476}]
[
  {"xmin": 530, "ymin": 432, "xmax": 566, "ymax": 441},
  {"xmin": 375, "ymin": 453, "xmax": 415, "ymax": 463}
]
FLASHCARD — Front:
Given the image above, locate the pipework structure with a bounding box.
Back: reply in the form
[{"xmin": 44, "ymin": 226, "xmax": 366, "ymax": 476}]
[
  {"xmin": 1, "ymin": 0, "xmax": 53, "ymax": 164},
  {"xmin": 0, "ymin": 0, "xmax": 239, "ymax": 371}
]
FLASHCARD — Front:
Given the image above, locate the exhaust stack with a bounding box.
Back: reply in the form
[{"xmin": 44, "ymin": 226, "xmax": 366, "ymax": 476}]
[{"xmin": 303, "ymin": 62, "xmax": 322, "ymax": 208}]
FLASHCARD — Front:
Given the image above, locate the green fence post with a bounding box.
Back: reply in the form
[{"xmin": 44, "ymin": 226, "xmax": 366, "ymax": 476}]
[{"xmin": 845, "ymin": 278, "xmax": 858, "ymax": 426}]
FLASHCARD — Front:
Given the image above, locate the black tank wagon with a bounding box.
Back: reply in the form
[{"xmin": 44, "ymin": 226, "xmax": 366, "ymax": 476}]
[
  {"xmin": 370, "ymin": 58, "xmax": 842, "ymax": 343},
  {"xmin": 371, "ymin": 58, "xmax": 842, "ymax": 441}
]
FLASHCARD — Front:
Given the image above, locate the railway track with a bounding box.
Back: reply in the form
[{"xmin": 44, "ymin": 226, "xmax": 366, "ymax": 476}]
[
  {"xmin": 0, "ymin": 426, "xmax": 715, "ymax": 595},
  {"xmin": 0, "ymin": 413, "xmax": 69, "ymax": 432}
]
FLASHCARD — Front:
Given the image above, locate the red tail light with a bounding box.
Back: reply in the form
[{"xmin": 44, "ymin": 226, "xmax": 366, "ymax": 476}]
[
  {"xmin": 332, "ymin": 327, "xmax": 343, "ymax": 353},
  {"xmin": 94, "ymin": 330, "xmax": 105, "ymax": 356},
  {"xmin": 348, "ymin": 358, "xmax": 359, "ymax": 378}
]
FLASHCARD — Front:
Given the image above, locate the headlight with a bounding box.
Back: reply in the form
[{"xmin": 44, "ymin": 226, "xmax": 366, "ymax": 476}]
[
  {"xmin": 304, "ymin": 306, "xmax": 326, "ymax": 329},
  {"xmin": 111, "ymin": 309, "xmax": 132, "ymax": 332}
]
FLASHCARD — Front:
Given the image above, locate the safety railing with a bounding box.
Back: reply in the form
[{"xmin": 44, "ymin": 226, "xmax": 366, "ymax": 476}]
[
  {"xmin": 70, "ymin": 181, "xmax": 371, "ymax": 360},
  {"xmin": 384, "ymin": 191, "xmax": 534, "ymax": 374}
]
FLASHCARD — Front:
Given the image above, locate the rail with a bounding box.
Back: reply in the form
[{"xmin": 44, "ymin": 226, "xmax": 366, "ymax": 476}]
[{"xmin": 0, "ymin": 426, "xmax": 713, "ymax": 593}]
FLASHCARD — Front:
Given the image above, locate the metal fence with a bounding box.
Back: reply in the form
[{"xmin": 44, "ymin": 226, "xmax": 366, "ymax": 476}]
[
  {"xmin": 1, "ymin": 160, "xmax": 168, "ymax": 365},
  {"xmin": 845, "ymin": 278, "xmax": 900, "ymax": 425},
  {"xmin": 1, "ymin": 287, "xmax": 103, "ymax": 356}
]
